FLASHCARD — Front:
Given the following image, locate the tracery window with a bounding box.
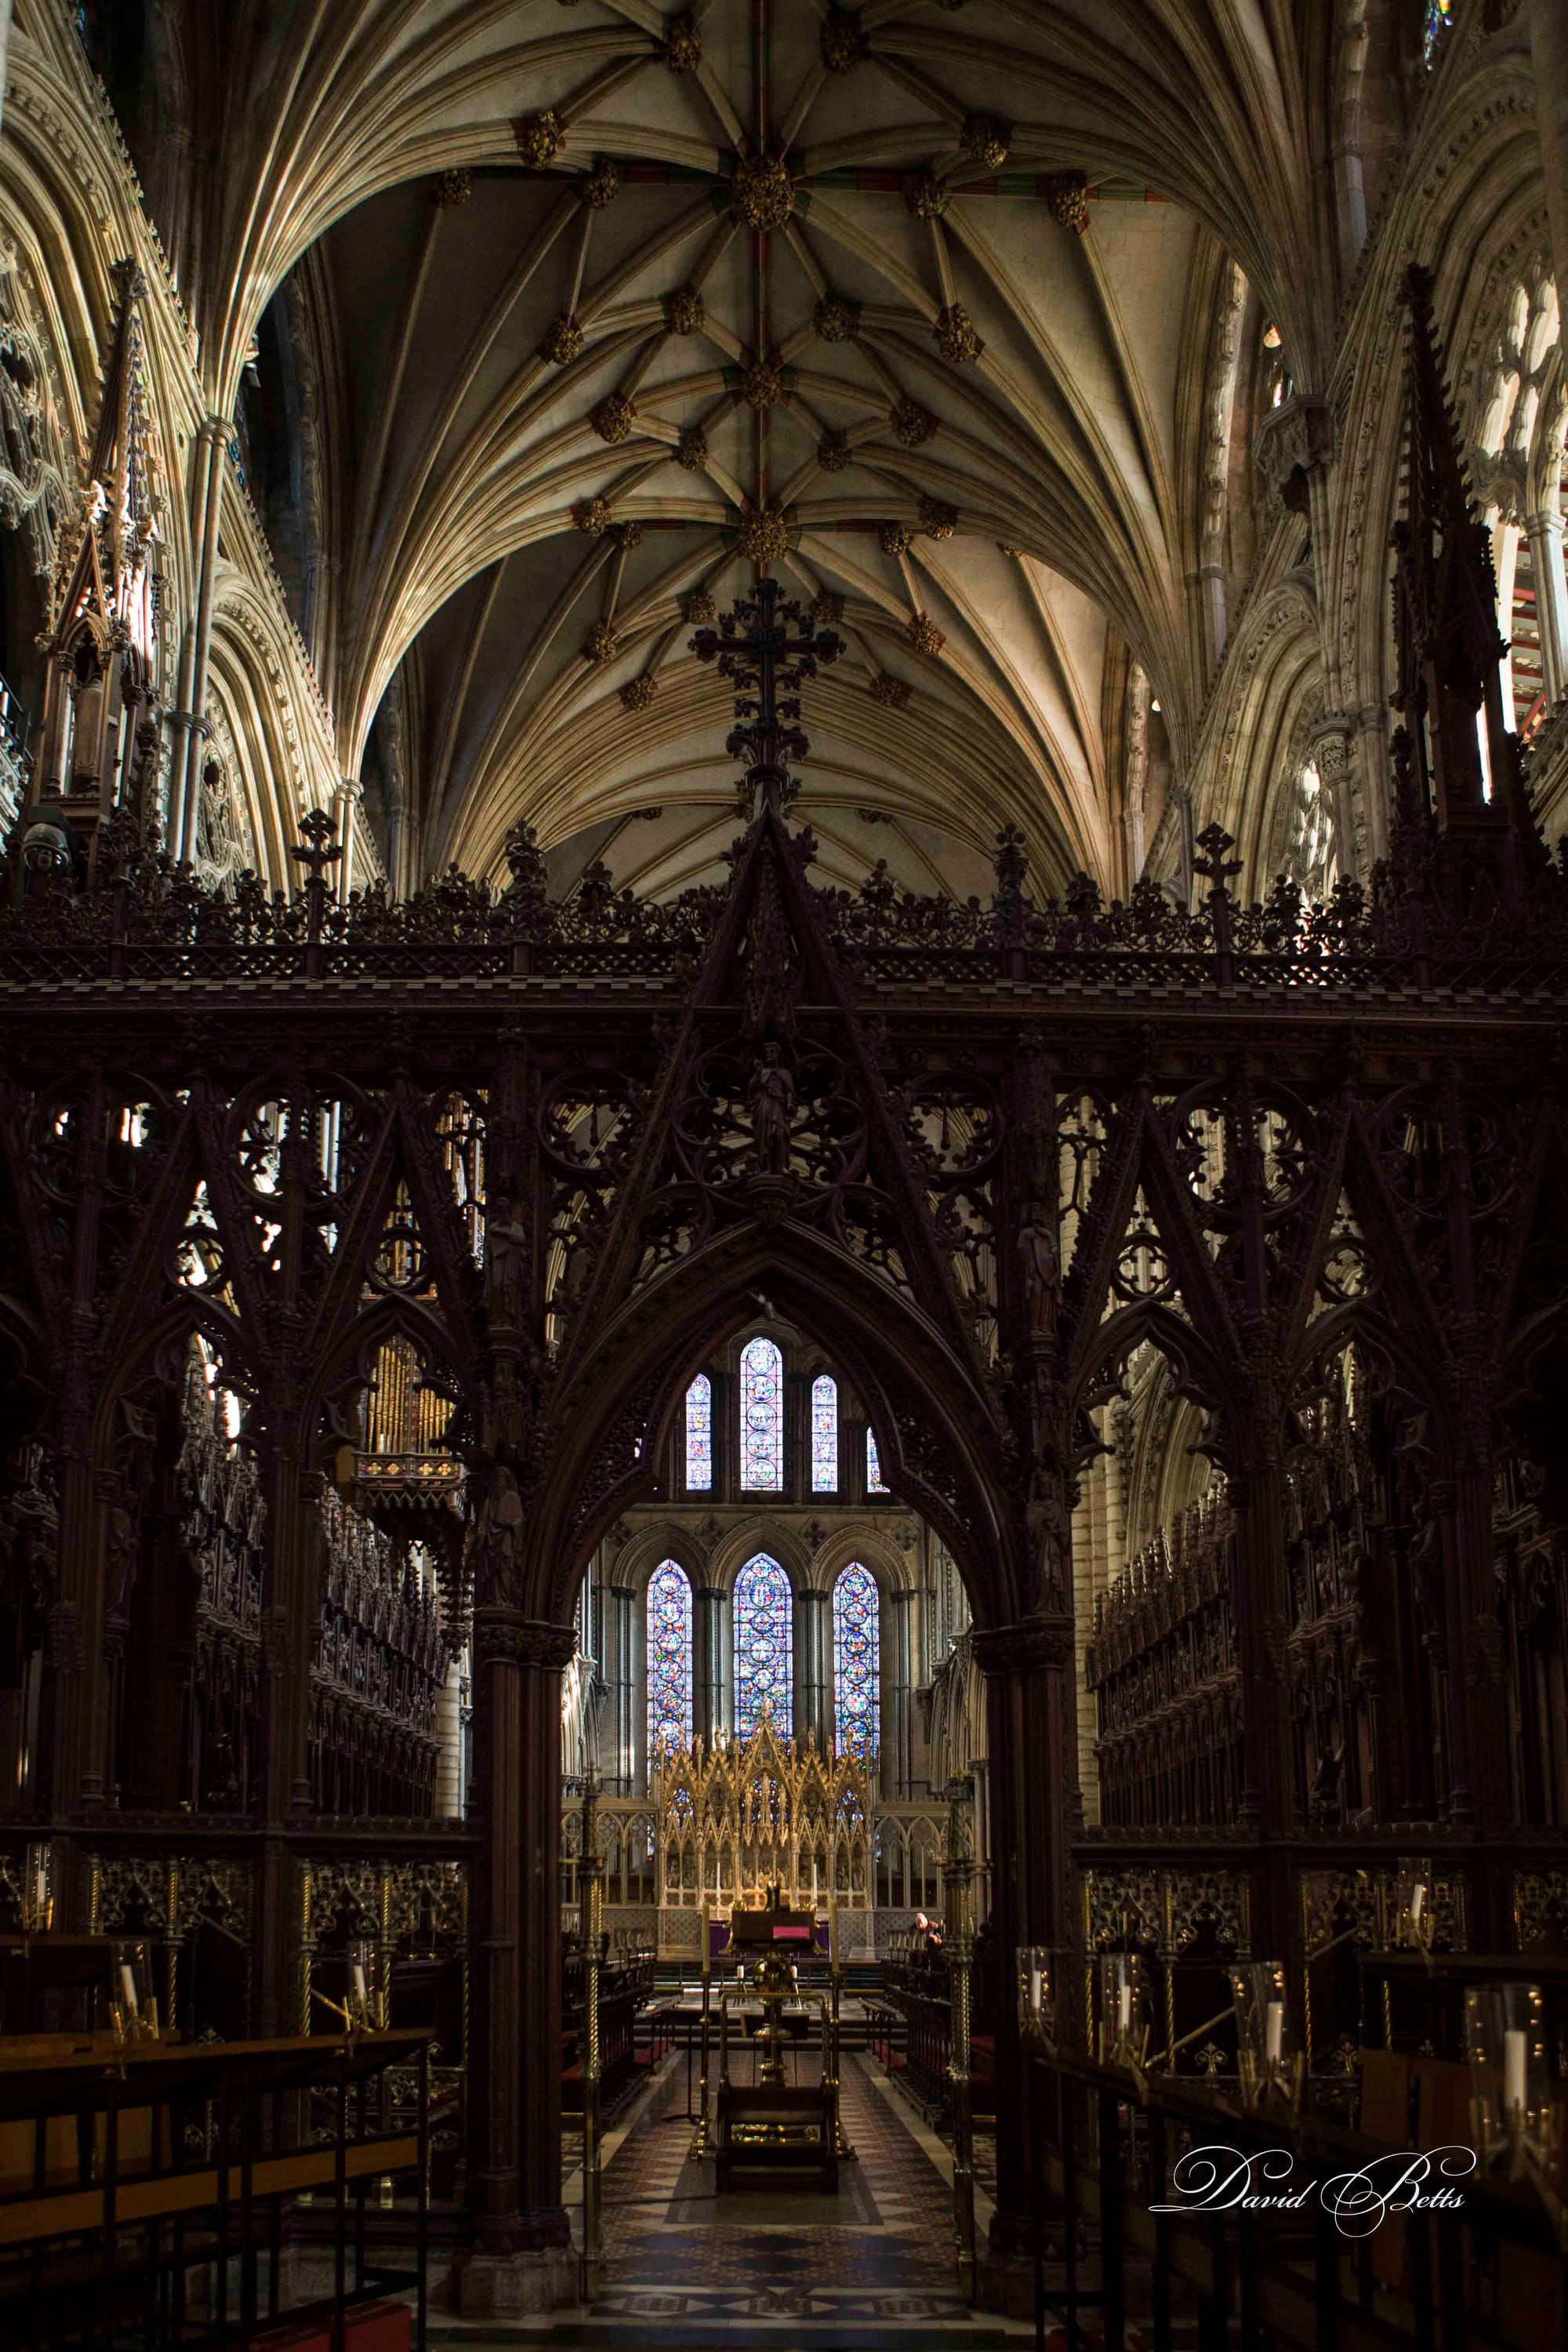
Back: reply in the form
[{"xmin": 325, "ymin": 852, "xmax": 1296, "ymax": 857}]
[
  {"xmin": 647, "ymin": 1560, "xmax": 693, "ymax": 1755},
  {"xmin": 833, "ymin": 1563, "xmax": 879, "ymax": 1760},
  {"xmin": 733, "ymin": 1553, "xmax": 792, "ymax": 1737},
  {"xmin": 739, "ymin": 1337, "xmax": 783, "ymax": 1490},
  {"xmin": 867, "ymin": 1428, "xmax": 889, "ymax": 1494},
  {"xmin": 811, "ymin": 1375, "xmax": 838, "ymax": 1491},
  {"xmin": 684, "ymin": 1374, "xmax": 712, "ymax": 1491}
]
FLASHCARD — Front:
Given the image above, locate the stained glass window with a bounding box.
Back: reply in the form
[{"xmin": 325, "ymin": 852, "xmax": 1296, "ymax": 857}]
[
  {"xmin": 647, "ymin": 1560, "xmax": 692, "ymax": 1754},
  {"xmin": 1423, "ymin": 0, "xmax": 1451, "ymax": 68},
  {"xmin": 833, "ymin": 1563, "xmax": 879, "ymax": 1759},
  {"xmin": 739, "ymin": 1337, "xmax": 783, "ymax": 1490},
  {"xmin": 684, "ymin": 1374, "xmax": 712, "ymax": 1491},
  {"xmin": 866, "ymin": 1426, "xmax": 889, "ymax": 1494},
  {"xmin": 733, "ymin": 1553, "xmax": 793, "ymax": 1737},
  {"xmin": 811, "ymin": 1374, "xmax": 838, "ymax": 1491}
]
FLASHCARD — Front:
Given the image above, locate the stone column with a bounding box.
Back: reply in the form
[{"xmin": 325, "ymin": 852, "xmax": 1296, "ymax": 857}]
[
  {"xmin": 971, "ymin": 1617, "xmax": 1076, "ymax": 2299},
  {"xmin": 885, "ymin": 1588, "xmax": 916, "ymax": 1799},
  {"xmin": 1531, "ymin": 0, "xmax": 1568, "ymax": 326},
  {"xmin": 796, "ymin": 1587, "xmax": 829, "ymax": 1750},
  {"xmin": 457, "ymin": 1610, "xmax": 578, "ymax": 2318},
  {"xmin": 434, "ymin": 1657, "xmax": 465, "ymax": 1818},
  {"xmin": 691, "ymin": 1582, "xmax": 725, "ymax": 1748},
  {"xmin": 1526, "ymin": 510, "xmax": 1568, "ymax": 712},
  {"xmin": 332, "ymin": 778, "xmax": 364, "ymax": 902},
  {"xmin": 604, "ymin": 1583, "xmax": 635, "ymax": 1793}
]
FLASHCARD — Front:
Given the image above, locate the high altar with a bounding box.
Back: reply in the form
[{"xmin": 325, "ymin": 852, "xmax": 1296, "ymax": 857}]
[{"xmin": 652, "ymin": 1722, "xmax": 872, "ymax": 1956}]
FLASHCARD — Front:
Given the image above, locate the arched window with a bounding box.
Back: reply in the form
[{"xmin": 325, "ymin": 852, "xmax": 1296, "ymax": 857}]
[
  {"xmin": 684, "ymin": 1374, "xmax": 712, "ymax": 1491},
  {"xmin": 811, "ymin": 1375, "xmax": 838, "ymax": 1491},
  {"xmin": 739, "ymin": 1337, "xmax": 783, "ymax": 1490},
  {"xmin": 733, "ymin": 1553, "xmax": 792, "ymax": 1737},
  {"xmin": 867, "ymin": 1427, "xmax": 889, "ymax": 1494},
  {"xmin": 647, "ymin": 1560, "xmax": 693, "ymax": 1754},
  {"xmin": 833, "ymin": 1563, "xmax": 879, "ymax": 1760}
]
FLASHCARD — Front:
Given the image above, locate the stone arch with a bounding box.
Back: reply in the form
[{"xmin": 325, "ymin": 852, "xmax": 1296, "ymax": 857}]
[{"xmin": 526, "ymin": 1218, "xmax": 1014, "ymax": 1632}]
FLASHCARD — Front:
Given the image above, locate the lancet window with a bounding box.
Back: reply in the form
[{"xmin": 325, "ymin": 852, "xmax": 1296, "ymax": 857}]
[
  {"xmin": 733, "ymin": 1552, "xmax": 792, "ymax": 1737},
  {"xmin": 739, "ymin": 1337, "xmax": 783, "ymax": 1490},
  {"xmin": 833, "ymin": 1563, "xmax": 879, "ymax": 1760},
  {"xmin": 647, "ymin": 1560, "xmax": 693, "ymax": 1755},
  {"xmin": 684, "ymin": 1374, "xmax": 712, "ymax": 1490},
  {"xmin": 811, "ymin": 1374, "xmax": 838, "ymax": 1490},
  {"xmin": 867, "ymin": 1428, "xmax": 889, "ymax": 1494}
]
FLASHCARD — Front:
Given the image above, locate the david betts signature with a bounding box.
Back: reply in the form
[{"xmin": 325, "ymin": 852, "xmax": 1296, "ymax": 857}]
[{"xmin": 1150, "ymin": 2144, "xmax": 1478, "ymax": 2238}]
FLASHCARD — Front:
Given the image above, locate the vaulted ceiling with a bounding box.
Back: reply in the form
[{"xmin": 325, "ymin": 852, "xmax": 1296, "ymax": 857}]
[{"xmin": 172, "ymin": 0, "xmax": 1335, "ymax": 896}]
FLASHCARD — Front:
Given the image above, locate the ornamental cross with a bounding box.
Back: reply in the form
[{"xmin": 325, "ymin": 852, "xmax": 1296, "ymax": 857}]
[{"xmin": 689, "ymin": 575, "xmax": 844, "ymax": 812}]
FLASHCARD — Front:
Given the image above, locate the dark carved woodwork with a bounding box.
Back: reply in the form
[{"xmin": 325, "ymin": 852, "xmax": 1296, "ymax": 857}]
[{"xmin": 0, "ymin": 281, "xmax": 1563, "ymax": 2281}]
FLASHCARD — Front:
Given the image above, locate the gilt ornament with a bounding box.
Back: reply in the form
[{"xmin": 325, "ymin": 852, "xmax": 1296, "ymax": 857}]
[
  {"xmin": 821, "ymin": 10, "xmax": 868, "ymax": 72},
  {"xmin": 934, "ymin": 303, "xmax": 983, "ymax": 362},
  {"xmin": 741, "ymin": 361, "xmax": 783, "ymax": 412},
  {"xmin": 664, "ymin": 13, "xmax": 702, "ymax": 71},
  {"xmin": 1044, "ymin": 171, "xmax": 1090, "ymax": 232},
  {"xmin": 735, "ymin": 506, "xmax": 789, "ymax": 565},
  {"xmin": 818, "ymin": 430, "xmax": 851, "ymax": 473},
  {"xmin": 904, "ymin": 172, "xmax": 949, "ymax": 222},
  {"xmin": 579, "ymin": 158, "xmax": 619, "ymax": 210},
  {"xmin": 920, "ymin": 496, "xmax": 957, "ymax": 539},
  {"xmin": 514, "ymin": 111, "xmax": 566, "ymax": 169},
  {"xmin": 591, "ymin": 392, "xmax": 637, "ymax": 445},
  {"xmin": 665, "ymin": 285, "xmax": 706, "ymax": 336},
  {"xmin": 542, "ymin": 314, "xmax": 584, "ymax": 365},
  {"xmin": 889, "ymin": 397, "xmax": 936, "ymax": 448},
  {"xmin": 815, "ymin": 296, "xmax": 858, "ymax": 343},
  {"xmin": 572, "ymin": 497, "xmax": 613, "ymax": 538},
  {"xmin": 962, "ymin": 113, "xmax": 1013, "ymax": 172},
  {"xmin": 730, "ymin": 154, "xmax": 794, "ymax": 231}
]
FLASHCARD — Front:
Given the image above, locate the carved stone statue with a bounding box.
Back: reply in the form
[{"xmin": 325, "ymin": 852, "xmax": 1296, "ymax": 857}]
[
  {"xmin": 485, "ymin": 1209, "xmax": 530, "ymax": 1327},
  {"xmin": 748, "ymin": 1040, "xmax": 796, "ymax": 1174},
  {"xmin": 472, "ymin": 1460, "xmax": 524, "ymax": 1602},
  {"xmin": 1015, "ymin": 1199, "xmax": 1061, "ymax": 1332}
]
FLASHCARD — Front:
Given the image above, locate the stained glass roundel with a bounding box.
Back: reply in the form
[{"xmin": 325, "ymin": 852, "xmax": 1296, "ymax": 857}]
[
  {"xmin": 647, "ymin": 1559, "xmax": 692, "ymax": 1754},
  {"xmin": 833, "ymin": 1562, "xmax": 879, "ymax": 1759},
  {"xmin": 733, "ymin": 1552, "xmax": 792, "ymax": 1737}
]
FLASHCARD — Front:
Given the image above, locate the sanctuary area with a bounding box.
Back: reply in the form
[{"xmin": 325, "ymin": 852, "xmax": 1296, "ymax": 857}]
[{"xmin": 0, "ymin": 3, "xmax": 1566, "ymax": 2349}]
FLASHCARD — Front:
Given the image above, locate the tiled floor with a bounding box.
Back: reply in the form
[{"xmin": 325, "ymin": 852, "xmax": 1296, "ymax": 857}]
[{"xmin": 437, "ymin": 2046, "xmax": 1023, "ymax": 2346}]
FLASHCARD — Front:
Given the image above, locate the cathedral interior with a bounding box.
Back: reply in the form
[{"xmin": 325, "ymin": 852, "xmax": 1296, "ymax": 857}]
[{"xmin": 2, "ymin": 1, "xmax": 1568, "ymax": 2347}]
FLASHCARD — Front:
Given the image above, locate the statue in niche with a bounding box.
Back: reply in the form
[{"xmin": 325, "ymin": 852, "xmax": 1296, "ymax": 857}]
[
  {"xmin": 1015, "ymin": 1196, "xmax": 1061, "ymax": 1333},
  {"xmin": 485, "ymin": 1203, "xmax": 530, "ymax": 1327},
  {"xmin": 747, "ymin": 1040, "xmax": 796, "ymax": 1174},
  {"xmin": 473, "ymin": 1459, "xmax": 524, "ymax": 1600}
]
